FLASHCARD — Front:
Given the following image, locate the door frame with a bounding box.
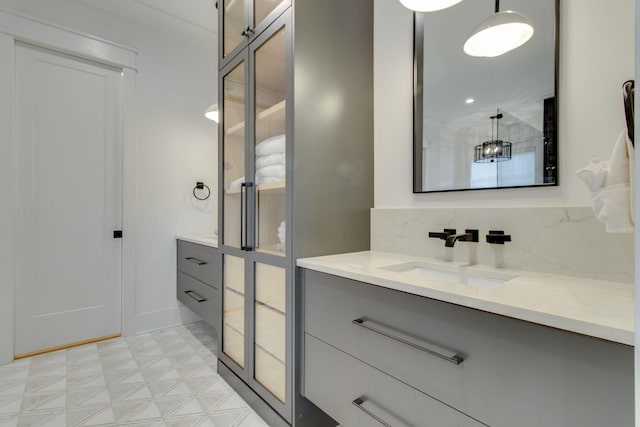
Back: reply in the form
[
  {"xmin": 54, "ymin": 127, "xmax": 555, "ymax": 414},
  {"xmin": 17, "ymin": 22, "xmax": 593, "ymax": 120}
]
[{"xmin": 0, "ymin": 9, "xmax": 138, "ymax": 364}]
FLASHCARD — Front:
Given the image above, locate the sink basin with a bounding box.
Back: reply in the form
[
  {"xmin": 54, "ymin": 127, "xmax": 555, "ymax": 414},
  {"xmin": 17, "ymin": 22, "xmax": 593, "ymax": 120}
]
[{"xmin": 381, "ymin": 261, "xmax": 517, "ymax": 287}]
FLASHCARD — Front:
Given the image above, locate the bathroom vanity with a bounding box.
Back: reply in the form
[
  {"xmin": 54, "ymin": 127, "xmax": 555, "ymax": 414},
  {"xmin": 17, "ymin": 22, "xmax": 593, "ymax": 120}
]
[
  {"xmin": 176, "ymin": 236, "xmax": 220, "ymax": 329},
  {"xmin": 298, "ymin": 251, "xmax": 634, "ymax": 427}
]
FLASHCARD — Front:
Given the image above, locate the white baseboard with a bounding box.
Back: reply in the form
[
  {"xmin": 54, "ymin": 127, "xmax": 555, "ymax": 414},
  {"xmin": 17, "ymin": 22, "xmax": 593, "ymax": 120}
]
[{"xmin": 125, "ymin": 304, "xmax": 201, "ymax": 336}]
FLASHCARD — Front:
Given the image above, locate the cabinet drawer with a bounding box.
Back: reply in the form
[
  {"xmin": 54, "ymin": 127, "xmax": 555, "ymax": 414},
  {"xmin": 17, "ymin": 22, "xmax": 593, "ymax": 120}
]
[
  {"xmin": 177, "ymin": 240, "xmax": 218, "ymax": 286},
  {"xmin": 177, "ymin": 271, "xmax": 219, "ymax": 328},
  {"xmin": 304, "ymin": 334, "xmax": 483, "ymax": 427},
  {"xmin": 303, "ymin": 270, "xmax": 633, "ymax": 427}
]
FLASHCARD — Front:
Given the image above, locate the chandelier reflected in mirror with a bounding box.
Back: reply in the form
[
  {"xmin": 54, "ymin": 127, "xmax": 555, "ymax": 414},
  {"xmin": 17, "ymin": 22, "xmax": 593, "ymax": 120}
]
[{"xmin": 474, "ymin": 109, "xmax": 512, "ymax": 163}]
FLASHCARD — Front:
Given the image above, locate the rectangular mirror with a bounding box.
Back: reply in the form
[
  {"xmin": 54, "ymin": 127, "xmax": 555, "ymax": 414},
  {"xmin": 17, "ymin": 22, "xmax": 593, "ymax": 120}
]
[{"xmin": 414, "ymin": 0, "xmax": 558, "ymax": 193}]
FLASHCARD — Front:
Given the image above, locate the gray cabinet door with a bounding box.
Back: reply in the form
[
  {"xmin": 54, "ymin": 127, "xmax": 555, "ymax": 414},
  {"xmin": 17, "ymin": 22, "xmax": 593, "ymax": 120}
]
[
  {"xmin": 219, "ymin": 0, "xmax": 291, "ymax": 69},
  {"xmin": 305, "ymin": 334, "xmax": 485, "ymax": 427},
  {"xmin": 303, "ymin": 270, "xmax": 634, "ymax": 427},
  {"xmin": 218, "ymin": 11, "xmax": 292, "ymax": 422}
]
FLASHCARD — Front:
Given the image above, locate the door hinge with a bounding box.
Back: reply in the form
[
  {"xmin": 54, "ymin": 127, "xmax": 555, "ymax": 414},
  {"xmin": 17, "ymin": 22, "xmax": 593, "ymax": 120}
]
[{"xmin": 113, "ymin": 230, "xmax": 123, "ymax": 239}]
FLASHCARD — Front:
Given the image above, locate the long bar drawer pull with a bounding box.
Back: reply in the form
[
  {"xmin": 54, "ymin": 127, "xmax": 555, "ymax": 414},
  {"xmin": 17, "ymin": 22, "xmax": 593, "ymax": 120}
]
[
  {"xmin": 185, "ymin": 257, "xmax": 208, "ymax": 266},
  {"xmin": 184, "ymin": 290, "xmax": 206, "ymax": 302},
  {"xmin": 352, "ymin": 318, "xmax": 464, "ymax": 365},
  {"xmin": 352, "ymin": 397, "xmax": 411, "ymax": 427}
]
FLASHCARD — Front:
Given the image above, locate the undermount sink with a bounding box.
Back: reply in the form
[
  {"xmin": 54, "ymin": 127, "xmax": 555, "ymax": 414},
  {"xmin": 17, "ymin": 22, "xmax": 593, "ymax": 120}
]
[{"xmin": 381, "ymin": 261, "xmax": 517, "ymax": 287}]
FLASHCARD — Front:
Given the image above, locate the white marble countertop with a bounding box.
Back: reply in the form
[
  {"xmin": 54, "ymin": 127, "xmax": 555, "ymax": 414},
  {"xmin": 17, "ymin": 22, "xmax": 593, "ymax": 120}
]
[
  {"xmin": 297, "ymin": 251, "xmax": 634, "ymax": 346},
  {"xmin": 176, "ymin": 234, "xmax": 218, "ymax": 248}
]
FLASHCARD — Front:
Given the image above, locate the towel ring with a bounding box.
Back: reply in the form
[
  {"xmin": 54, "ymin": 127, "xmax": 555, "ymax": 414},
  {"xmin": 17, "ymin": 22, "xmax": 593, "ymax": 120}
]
[{"xmin": 193, "ymin": 182, "xmax": 211, "ymax": 201}]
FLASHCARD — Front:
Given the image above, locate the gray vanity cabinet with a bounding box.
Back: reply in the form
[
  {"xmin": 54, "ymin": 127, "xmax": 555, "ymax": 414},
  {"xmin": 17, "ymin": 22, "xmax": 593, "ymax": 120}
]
[
  {"xmin": 217, "ymin": 1, "xmax": 374, "ymax": 425},
  {"xmin": 305, "ymin": 334, "xmax": 484, "ymax": 427},
  {"xmin": 301, "ymin": 269, "xmax": 634, "ymax": 427},
  {"xmin": 176, "ymin": 240, "xmax": 220, "ymax": 329}
]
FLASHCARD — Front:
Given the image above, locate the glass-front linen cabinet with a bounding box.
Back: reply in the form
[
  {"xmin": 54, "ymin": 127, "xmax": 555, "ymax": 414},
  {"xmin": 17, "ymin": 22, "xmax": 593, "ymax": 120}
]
[
  {"xmin": 219, "ymin": 6, "xmax": 291, "ymax": 422},
  {"xmin": 217, "ymin": 1, "xmax": 374, "ymax": 425}
]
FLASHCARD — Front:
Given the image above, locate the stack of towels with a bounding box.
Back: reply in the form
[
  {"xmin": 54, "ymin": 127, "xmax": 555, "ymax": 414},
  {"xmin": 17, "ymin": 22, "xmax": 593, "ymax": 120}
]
[
  {"xmin": 255, "ymin": 134, "xmax": 285, "ymax": 185},
  {"xmin": 276, "ymin": 220, "xmax": 285, "ymax": 252}
]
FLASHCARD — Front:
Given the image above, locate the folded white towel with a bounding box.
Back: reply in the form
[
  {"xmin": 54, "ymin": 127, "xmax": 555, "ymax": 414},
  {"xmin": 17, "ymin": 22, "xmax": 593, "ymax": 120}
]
[
  {"xmin": 229, "ymin": 176, "xmax": 245, "ymax": 190},
  {"xmin": 277, "ymin": 221, "xmax": 285, "ymax": 244},
  {"xmin": 256, "ymin": 164, "xmax": 285, "ymax": 179},
  {"xmin": 576, "ymin": 130, "xmax": 634, "ymax": 233},
  {"xmin": 255, "ymin": 176, "xmax": 283, "ymax": 185},
  {"xmin": 256, "ymin": 153, "xmax": 285, "ymax": 169},
  {"xmin": 256, "ymin": 134, "xmax": 286, "ymax": 156}
]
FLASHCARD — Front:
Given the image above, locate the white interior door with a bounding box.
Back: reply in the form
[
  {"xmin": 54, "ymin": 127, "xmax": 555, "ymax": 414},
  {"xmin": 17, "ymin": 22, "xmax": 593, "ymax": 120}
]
[{"xmin": 14, "ymin": 43, "xmax": 123, "ymax": 356}]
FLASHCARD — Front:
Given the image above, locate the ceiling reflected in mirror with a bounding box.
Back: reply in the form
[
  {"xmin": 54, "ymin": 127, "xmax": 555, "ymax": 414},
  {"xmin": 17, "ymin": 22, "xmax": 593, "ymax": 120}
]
[{"xmin": 413, "ymin": 0, "xmax": 558, "ymax": 193}]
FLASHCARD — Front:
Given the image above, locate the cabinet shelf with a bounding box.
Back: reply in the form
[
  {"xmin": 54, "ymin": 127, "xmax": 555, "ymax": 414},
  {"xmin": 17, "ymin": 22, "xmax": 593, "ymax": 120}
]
[
  {"xmin": 226, "ymin": 186, "xmax": 242, "ymax": 195},
  {"xmin": 257, "ymin": 300, "xmax": 285, "ymax": 316},
  {"xmin": 226, "ymin": 180, "xmax": 285, "ymax": 195},
  {"xmin": 257, "ymin": 100, "xmax": 286, "ymax": 121},
  {"xmin": 256, "ymin": 342, "xmax": 285, "ymax": 365},
  {"xmin": 257, "ymin": 246, "xmax": 285, "ymax": 257},
  {"xmin": 257, "ymin": 181, "xmax": 285, "ymax": 192},
  {"xmin": 225, "ymin": 100, "xmax": 286, "ymax": 136}
]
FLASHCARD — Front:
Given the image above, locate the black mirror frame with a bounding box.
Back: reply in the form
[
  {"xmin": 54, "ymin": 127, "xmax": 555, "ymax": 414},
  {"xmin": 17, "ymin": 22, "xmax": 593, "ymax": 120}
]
[{"xmin": 412, "ymin": 0, "xmax": 560, "ymax": 194}]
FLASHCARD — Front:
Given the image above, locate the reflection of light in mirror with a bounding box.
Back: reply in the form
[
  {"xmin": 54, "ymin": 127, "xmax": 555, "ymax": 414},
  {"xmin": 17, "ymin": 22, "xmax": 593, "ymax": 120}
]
[
  {"xmin": 399, "ymin": 0, "xmax": 464, "ymax": 12},
  {"xmin": 466, "ymin": 98, "xmax": 475, "ymax": 104},
  {"xmin": 464, "ymin": 11, "xmax": 534, "ymax": 57}
]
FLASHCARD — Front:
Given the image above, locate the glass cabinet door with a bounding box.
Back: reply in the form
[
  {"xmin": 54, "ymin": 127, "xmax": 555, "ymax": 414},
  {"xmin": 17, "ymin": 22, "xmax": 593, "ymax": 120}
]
[
  {"xmin": 222, "ymin": 0, "xmax": 245, "ymax": 60},
  {"xmin": 253, "ymin": 27, "xmax": 286, "ymax": 256},
  {"xmin": 218, "ymin": 9, "xmax": 291, "ymax": 420},
  {"xmin": 253, "ymin": 0, "xmax": 286, "ymax": 29},
  {"xmin": 254, "ymin": 263, "xmax": 286, "ymax": 402},
  {"xmin": 223, "ymin": 255, "xmax": 245, "ymax": 368},
  {"xmin": 222, "ymin": 60, "xmax": 246, "ymax": 249}
]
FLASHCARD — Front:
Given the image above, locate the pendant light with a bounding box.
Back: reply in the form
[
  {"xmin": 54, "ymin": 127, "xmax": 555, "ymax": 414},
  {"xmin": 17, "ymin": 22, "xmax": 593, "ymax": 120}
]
[
  {"xmin": 474, "ymin": 109, "xmax": 512, "ymax": 163},
  {"xmin": 464, "ymin": 0, "xmax": 534, "ymax": 58},
  {"xmin": 398, "ymin": 0, "xmax": 463, "ymax": 12},
  {"xmin": 205, "ymin": 103, "xmax": 219, "ymax": 123}
]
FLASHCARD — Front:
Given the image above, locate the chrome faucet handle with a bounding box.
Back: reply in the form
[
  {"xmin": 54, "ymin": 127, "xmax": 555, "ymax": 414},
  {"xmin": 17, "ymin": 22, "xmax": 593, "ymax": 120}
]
[
  {"xmin": 486, "ymin": 230, "xmax": 512, "ymax": 244},
  {"xmin": 428, "ymin": 229, "xmax": 456, "ymax": 240}
]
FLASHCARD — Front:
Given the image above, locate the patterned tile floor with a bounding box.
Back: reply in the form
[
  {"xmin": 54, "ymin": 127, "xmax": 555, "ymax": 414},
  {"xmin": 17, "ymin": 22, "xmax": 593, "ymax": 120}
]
[{"xmin": 0, "ymin": 322, "xmax": 269, "ymax": 427}]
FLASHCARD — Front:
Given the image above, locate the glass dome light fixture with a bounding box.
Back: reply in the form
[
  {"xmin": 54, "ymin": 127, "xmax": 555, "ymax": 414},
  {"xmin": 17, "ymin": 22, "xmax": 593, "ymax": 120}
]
[
  {"xmin": 398, "ymin": 0, "xmax": 464, "ymax": 12},
  {"xmin": 464, "ymin": 0, "xmax": 534, "ymax": 58},
  {"xmin": 205, "ymin": 103, "xmax": 219, "ymax": 123},
  {"xmin": 474, "ymin": 109, "xmax": 512, "ymax": 163}
]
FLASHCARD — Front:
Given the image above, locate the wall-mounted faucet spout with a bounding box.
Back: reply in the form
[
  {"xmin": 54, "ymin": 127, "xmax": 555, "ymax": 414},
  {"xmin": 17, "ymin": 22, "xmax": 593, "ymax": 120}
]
[
  {"xmin": 428, "ymin": 229, "xmax": 456, "ymax": 241},
  {"xmin": 445, "ymin": 229, "xmax": 479, "ymax": 247}
]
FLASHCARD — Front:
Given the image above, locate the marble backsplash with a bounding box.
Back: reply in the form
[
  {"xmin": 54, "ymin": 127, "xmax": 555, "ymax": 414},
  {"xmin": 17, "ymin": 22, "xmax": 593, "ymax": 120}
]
[{"xmin": 371, "ymin": 207, "xmax": 634, "ymax": 283}]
